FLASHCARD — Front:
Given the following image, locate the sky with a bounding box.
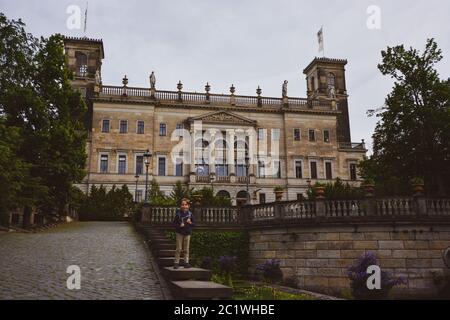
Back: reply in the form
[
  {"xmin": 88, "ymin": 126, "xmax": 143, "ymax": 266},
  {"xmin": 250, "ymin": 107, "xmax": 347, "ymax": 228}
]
[{"xmin": 2, "ymin": 0, "xmax": 450, "ymax": 154}]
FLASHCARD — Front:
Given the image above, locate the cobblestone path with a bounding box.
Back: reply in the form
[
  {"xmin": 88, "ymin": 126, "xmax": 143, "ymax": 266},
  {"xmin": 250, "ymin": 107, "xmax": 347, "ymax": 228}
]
[{"xmin": 0, "ymin": 222, "xmax": 165, "ymax": 300}]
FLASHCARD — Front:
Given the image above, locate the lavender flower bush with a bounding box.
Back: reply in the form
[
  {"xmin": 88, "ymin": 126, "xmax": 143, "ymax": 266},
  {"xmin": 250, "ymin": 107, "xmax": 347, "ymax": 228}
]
[
  {"xmin": 347, "ymin": 252, "xmax": 405, "ymax": 299},
  {"xmin": 219, "ymin": 256, "xmax": 237, "ymax": 274},
  {"xmin": 256, "ymin": 259, "xmax": 283, "ymax": 284},
  {"xmin": 200, "ymin": 256, "xmax": 212, "ymax": 270}
]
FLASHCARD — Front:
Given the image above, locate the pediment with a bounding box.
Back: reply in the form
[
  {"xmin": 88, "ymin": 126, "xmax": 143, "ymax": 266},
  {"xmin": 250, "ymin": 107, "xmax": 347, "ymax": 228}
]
[{"xmin": 187, "ymin": 111, "xmax": 257, "ymax": 126}]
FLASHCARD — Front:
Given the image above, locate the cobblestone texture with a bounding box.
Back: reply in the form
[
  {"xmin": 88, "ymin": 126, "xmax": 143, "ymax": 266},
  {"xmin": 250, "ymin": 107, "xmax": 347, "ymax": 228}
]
[{"xmin": 0, "ymin": 222, "xmax": 164, "ymax": 300}]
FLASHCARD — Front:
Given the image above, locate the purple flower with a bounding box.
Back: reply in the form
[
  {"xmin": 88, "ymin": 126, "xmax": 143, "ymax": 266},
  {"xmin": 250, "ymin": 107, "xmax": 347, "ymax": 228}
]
[
  {"xmin": 219, "ymin": 256, "xmax": 237, "ymax": 274},
  {"xmin": 256, "ymin": 259, "xmax": 283, "ymax": 283}
]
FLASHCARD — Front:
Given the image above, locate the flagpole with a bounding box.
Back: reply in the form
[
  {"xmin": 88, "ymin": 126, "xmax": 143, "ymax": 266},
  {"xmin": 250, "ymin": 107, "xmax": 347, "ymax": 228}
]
[
  {"xmin": 83, "ymin": 2, "xmax": 88, "ymax": 36},
  {"xmin": 322, "ymin": 25, "xmax": 325, "ymax": 57}
]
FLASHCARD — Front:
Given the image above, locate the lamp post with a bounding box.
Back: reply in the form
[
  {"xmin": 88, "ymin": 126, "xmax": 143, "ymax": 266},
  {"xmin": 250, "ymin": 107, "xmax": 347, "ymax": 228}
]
[
  {"xmin": 306, "ymin": 178, "xmax": 311, "ymax": 199},
  {"xmin": 209, "ymin": 172, "xmax": 216, "ymax": 194},
  {"xmin": 245, "ymin": 155, "xmax": 250, "ymax": 205},
  {"xmin": 134, "ymin": 174, "xmax": 139, "ymax": 203},
  {"xmin": 143, "ymin": 149, "xmax": 152, "ymax": 204}
]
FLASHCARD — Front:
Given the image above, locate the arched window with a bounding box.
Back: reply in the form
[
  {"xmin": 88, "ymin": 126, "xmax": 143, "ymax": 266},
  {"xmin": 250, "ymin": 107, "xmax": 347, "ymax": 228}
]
[
  {"xmin": 75, "ymin": 52, "xmax": 88, "ymax": 77},
  {"xmin": 216, "ymin": 190, "xmax": 231, "ymax": 199}
]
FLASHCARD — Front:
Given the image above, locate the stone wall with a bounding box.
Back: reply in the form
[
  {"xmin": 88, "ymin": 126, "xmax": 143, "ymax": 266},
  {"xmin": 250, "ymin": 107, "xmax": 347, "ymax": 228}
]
[{"xmin": 248, "ymin": 223, "xmax": 450, "ymax": 298}]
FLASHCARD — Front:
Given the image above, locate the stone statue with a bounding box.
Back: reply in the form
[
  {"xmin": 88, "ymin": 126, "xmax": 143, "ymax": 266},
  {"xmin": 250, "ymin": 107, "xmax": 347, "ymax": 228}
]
[
  {"xmin": 328, "ymin": 84, "xmax": 336, "ymax": 99},
  {"xmin": 95, "ymin": 69, "xmax": 101, "ymax": 85},
  {"xmin": 282, "ymin": 80, "xmax": 288, "ymax": 98},
  {"xmin": 150, "ymin": 71, "xmax": 156, "ymax": 89}
]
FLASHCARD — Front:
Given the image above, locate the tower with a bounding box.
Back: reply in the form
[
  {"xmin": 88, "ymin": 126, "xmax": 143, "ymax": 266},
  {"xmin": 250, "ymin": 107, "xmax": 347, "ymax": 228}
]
[
  {"xmin": 63, "ymin": 36, "xmax": 104, "ymax": 128},
  {"xmin": 303, "ymin": 57, "xmax": 351, "ymax": 143}
]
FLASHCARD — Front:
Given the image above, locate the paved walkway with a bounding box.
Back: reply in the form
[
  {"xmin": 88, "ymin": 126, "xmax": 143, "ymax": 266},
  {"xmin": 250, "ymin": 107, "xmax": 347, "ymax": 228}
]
[{"xmin": 0, "ymin": 222, "xmax": 165, "ymax": 300}]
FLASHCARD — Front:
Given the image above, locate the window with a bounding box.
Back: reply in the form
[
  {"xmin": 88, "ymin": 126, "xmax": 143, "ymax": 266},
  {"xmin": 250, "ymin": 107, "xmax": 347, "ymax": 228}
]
[
  {"xmin": 75, "ymin": 52, "xmax": 88, "ymax": 77},
  {"xmin": 258, "ymin": 128, "xmax": 265, "ymax": 140},
  {"xmin": 294, "ymin": 128, "xmax": 301, "ymax": 141},
  {"xmin": 310, "ymin": 76, "xmax": 315, "ymax": 91},
  {"xmin": 308, "ymin": 129, "xmax": 316, "ymax": 142},
  {"xmin": 272, "ymin": 129, "xmax": 280, "ymax": 141},
  {"xmin": 215, "ymin": 160, "xmax": 228, "ymax": 177},
  {"xmin": 136, "ymin": 155, "xmax": 144, "ymax": 175},
  {"xmin": 295, "ymin": 160, "xmax": 303, "ymax": 179},
  {"xmin": 258, "ymin": 161, "xmax": 266, "ymax": 178},
  {"xmin": 100, "ymin": 154, "xmax": 108, "ymax": 173},
  {"xmin": 159, "ymin": 123, "xmax": 166, "ymax": 136},
  {"xmin": 350, "ymin": 163, "xmax": 357, "ymax": 181},
  {"xmin": 137, "ymin": 121, "xmax": 145, "ymax": 134},
  {"xmin": 102, "ymin": 119, "xmax": 110, "ymax": 133},
  {"xmin": 236, "ymin": 164, "xmax": 247, "ymax": 177},
  {"xmin": 158, "ymin": 157, "xmax": 166, "ymax": 176},
  {"xmin": 323, "ymin": 130, "xmax": 330, "ymax": 143},
  {"xmin": 297, "ymin": 194, "xmax": 304, "ymax": 201},
  {"xmin": 259, "ymin": 193, "xmax": 266, "ymax": 204},
  {"xmin": 327, "ymin": 73, "xmax": 336, "ymax": 87},
  {"xmin": 119, "ymin": 120, "xmax": 128, "ymax": 134},
  {"xmin": 175, "ymin": 160, "xmax": 183, "ymax": 177},
  {"xmin": 118, "ymin": 155, "xmax": 127, "ymax": 174},
  {"xmin": 176, "ymin": 123, "xmax": 184, "ymax": 136},
  {"xmin": 136, "ymin": 190, "xmax": 143, "ymax": 203},
  {"xmin": 310, "ymin": 161, "xmax": 317, "ymax": 179},
  {"xmin": 325, "ymin": 162, "xmax": 333, "ymax": 180},
  {"xmin": 273, "ymin": 160, "xmax": 281, "ymax": 178}
]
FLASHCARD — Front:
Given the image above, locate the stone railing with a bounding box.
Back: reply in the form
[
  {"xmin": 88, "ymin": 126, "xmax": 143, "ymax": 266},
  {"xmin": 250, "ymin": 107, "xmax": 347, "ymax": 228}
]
[
  {"xmin": 98, "ymin": 85, "xmax": 335, "ymax": 110},
  {"xmin": 141, "ymin": 205, "xmax": 240, "ymax": 228},
  {"xmin": 140, "ymin": 196, "xmax": 450, "ymax": 228}
]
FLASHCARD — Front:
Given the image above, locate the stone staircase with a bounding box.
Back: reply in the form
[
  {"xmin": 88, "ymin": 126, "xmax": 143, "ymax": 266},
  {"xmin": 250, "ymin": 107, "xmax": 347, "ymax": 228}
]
[{"xmin": 138, "ymin": 225, "xmax": 232, "ymax": 299}]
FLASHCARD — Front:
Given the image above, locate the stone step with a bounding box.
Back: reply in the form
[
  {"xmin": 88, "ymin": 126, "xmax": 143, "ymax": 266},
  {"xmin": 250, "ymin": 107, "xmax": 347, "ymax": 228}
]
[
  {"xmin": 169, "ymin": 280, "xmax": 233, "ymax": 299},
  {"xmin": 153, "ymin": 243, "xmax": 176, "ymax": 250},
  {"xmin": 148, "ymin": 237, "xmax": 170, "ymax": 241},
  {"xmin": 157, "ymin": 250, "xmax": 176, "ymax": 257},
  {"xmin": 149, "ymin": 238, "xmax": 174, "ymax": 244},
  {"xmin": 163, "ymin": 267, "xmax": 212, "ymax": 281},
  {"xmin": 157, "ymin": 257, "xmax": 175, "ymax": 267}
]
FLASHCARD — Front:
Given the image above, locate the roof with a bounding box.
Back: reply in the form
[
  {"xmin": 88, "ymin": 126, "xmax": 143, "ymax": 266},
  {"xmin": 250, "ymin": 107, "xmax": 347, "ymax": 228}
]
[{"xmin": 303, "ymin": 57, "xmax": 347, "ymax": 74}]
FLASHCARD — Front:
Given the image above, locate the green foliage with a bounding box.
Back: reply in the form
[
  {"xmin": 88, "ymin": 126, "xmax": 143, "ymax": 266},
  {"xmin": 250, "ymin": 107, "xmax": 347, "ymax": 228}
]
[
  {"xmin": 233, "ymin": 285, "xmax": 314, "ymax": 300},
  {"xmin": 307, "ymin": 179, "xmax": 363, "ymax": 200},
  {"xmin": 364, "ymin": 38, "xmax": 450, "ymax": 197},
  {"xmin": 79, "ymin": 185, "xmax": 134, "ymax": 220},
  {"xmin": 166, "ymin": 231, "xmax": 249, "ymax": 275},
  {"xmin": 191, "ymin": 187, "xmax": 232, "ymax": 207},
  {"xmin": 0, "ymin": 13, "xmax": 87, "ymax": 216},
  {"xmin": 169, "ymin": 181, "xmax": 193, "ymax": 205}
]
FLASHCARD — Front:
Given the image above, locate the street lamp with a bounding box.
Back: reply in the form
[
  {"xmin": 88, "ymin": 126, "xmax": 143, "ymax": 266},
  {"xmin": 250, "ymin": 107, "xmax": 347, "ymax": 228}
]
[
  {"xmin": 209, "ymin": 172, "xmax": 216, "ymax": 194},
  {"xmin": 134, "ymin": 174, "xmax": 139, "ymax": 203},
  {"xmin": 245, "ymin": 155, "xmax": 250, "ymax": 205},
  {"xmin": 306, "ymin": 178, "xmax": 311, "ymax": 199},
  {"xmin": 143, "ymin": 149, "xmax": 152, "ymax": 204}
]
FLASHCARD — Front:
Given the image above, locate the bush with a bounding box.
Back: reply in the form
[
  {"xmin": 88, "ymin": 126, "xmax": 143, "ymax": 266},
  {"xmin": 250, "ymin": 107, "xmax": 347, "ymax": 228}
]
[
  {"xmin": 79, "ymin": 185, "xmax": 134, "ymax": 221},
  {"xmin": 256, "ymin": 259, "xmax": 283, "ymax": 284},
  {"xmin": 347, "ymin": 252, "xmax": 405, "ymax": 299},
  {"xmin": 166, "ymin": 231, "xmax": 248, "ymax": 275}
]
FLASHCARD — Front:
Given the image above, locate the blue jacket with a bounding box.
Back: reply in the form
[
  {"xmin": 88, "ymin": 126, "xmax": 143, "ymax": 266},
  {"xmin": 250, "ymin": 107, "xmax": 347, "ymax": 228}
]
[{"xmin": 173, "ymin": 209, "xmax": 194, "ymax": 235}]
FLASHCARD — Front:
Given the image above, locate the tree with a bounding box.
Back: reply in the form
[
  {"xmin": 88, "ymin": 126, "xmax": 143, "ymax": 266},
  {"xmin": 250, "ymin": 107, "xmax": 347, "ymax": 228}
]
[
  {"xmin": 362, "ymin": 39, "xmax": 450, "ymax": 196},
  {"xmin": 0, "ymin": 13, "xmax": 87, "ymax": 216},
  {"xmin": 170, "ymin": 181, "xmax": 193, "ymax": 205}
]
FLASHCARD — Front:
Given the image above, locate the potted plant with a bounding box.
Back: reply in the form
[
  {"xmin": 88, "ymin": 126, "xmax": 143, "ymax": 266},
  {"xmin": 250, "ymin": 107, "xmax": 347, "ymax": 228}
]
[
  {"xmin": 410, "ymin": 177, "xmax": 425, "ymax": 196},
  {"xmin": 274, "ymin": 186, "xmax": 285, "ymax": 201},
  {"xmin": 314, "ymin": 183, "xmax": 326, "ymax": 199}
]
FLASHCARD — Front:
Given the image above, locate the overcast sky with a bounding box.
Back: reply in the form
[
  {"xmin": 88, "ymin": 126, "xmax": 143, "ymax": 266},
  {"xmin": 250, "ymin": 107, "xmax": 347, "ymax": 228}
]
[{"xmin": 2, "ymin": 0, "xmax": 450, "ymax": 153}]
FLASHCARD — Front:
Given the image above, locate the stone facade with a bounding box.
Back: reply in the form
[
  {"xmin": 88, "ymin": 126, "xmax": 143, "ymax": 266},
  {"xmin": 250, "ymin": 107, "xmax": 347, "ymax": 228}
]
[
  {"xmin": 63, "ymin": 37, "xmax": 366, "ymax": 205},
  {"xmin": 248, "ymin": 223, "xmax": 450, "ymax": 298}
]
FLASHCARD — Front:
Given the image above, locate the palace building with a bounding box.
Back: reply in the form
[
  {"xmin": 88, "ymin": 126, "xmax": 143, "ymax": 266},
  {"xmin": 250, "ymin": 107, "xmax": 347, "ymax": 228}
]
[{"xmin": 63, "ymin": 36, "xmax": 366, "ymax": 205}]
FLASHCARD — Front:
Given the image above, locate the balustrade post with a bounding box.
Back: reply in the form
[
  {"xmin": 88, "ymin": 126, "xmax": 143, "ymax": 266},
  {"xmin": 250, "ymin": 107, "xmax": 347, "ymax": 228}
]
[
  {"xmin": 362, "ymin": 187, "xmax": 376, "ymax": 216},
  {"xmin": 414, "ymin": 195, "xmax": 427, "ymax": 216},
  {"xmin": 315, "ymin": 199, "xmax": 326, "ymax": 217},
  {"xmin": 141, "ymin": 205, "xmax": 151, "ymax": 223}
]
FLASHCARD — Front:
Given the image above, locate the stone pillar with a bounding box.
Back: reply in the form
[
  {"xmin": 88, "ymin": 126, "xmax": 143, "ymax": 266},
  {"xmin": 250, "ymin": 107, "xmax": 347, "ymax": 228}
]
[
  {"xmin": 209, "ymin": 129, "xmax": 216, "ymax": 176},
  {"xmin": 141, "ymin": 205, "xmax": 151, "ymax": 223},
  {"xmin": 189, "ymin": 127, "xmax": 196, "ymax": 182},
  {"xmin": 227, "ymin": 130, "xmax": 235, "ymax": 179}
]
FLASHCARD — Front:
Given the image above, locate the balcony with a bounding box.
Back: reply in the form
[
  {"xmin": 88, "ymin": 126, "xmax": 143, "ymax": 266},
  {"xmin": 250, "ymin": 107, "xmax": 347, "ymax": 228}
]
[
  {"xmin": 338, "ymin": 141, "xmax": 367, "ymax": 152},
  {"xmin": 97, "ymin": 85, "xmax": 336, "ymax": 111}
]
